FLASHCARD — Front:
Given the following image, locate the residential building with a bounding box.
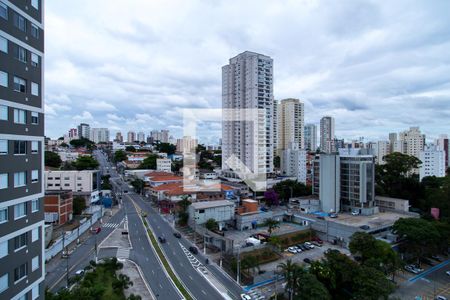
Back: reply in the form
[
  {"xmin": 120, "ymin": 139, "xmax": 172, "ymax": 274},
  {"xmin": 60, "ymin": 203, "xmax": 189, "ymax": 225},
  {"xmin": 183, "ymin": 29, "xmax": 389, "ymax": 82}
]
[
  {"xmin": 304, "ymin": 124, "xmax": 317, "ymax": 151},
  {"xmin": 280, "ymin": 143, "xmax": 307, "ymax": 184},
  {"xmin": 77, "ymin": 123, "xmax": 90, "ymax": 139},
  {"xmin": 136, "ymin": 132, "xmax": 145, "ymax": 143},
  {"xmin": 44, "ymin": 191, "xmax": 73, "ymax": 225},
  {"xmin": 150, "ymin": 130, "xmax": 161, "ymax": 143},
  {"xmin": 68, "ymin": 128, "xmax": 78, "ymax": 139},
  {"xmin": 277, "ymin": 98, "xmax": 304, "ymax": 152},
  {"xmin": 222, "ymin": 51, "xmax": 274, "ymax": 174},
  {"xmin": 0, "ymin": 1, "xmax": 45, "ymax": 298},
  {"xmin": 90, "ymin": 128, "xmax": 109, "ymax": 144},
  {"xmin": 320, "ymin": 116, "xmax": 335, "ymax": 153},
  {"xmin": 273, "ymin": 100, "xmax": 278, "ymax": 155},
  {"xmin": 419, "ymin": 145, "xmax": 446, "ymax": 181},
  {"xmin": 388, "ymin": 133, "xmax": 397, "ymax": 153},
  {"xmin": 157, "ymin": 158, "xmax": 172, "ymax": 173},
  {"xmin": 176, "ymin": 136, "xmax": 198, "ymax": 153},
  {"xmin": 44, "ymin": 170, "xmax": 100, "ymax": 204},
  {"xmin": 313, "ymin": 154, "xmax": 340, "ymax": 213},
  {"xmin": 436, "ymin": 134, "xmax": 449, "ymax": 168},
  {"xmin": 375, "ymin": 141, "xmax": 390, "ymax": 164},
  {"xmin": 399, "ymin": 127, "xmax": 425, "ymax": 160},
  {"xmin": 160, "ymin": 130, "xmax": 169, "ymax": 143},
  {"xmin": 188, "ymin": 200, "xmax": 235, "ymax": 230},
  {"xmin": 127, "ymin": 131, "xmax": 135, "ymax": 143},
  {"xmin": 115, "ymin": 131, "xmax": 123, "ymax": 143}
]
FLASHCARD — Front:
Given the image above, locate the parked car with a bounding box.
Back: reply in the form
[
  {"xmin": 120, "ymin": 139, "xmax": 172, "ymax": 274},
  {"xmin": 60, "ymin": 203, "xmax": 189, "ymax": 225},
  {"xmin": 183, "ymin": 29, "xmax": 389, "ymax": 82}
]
[
  {"xmin": 351, "ymin": 210, "xmax": 359, "ymax": 216},
  {"xmin": 404, "ymin": 265, "xmax": 419, "ymax": 274},
  {"xmin": 288, "ymin": 246, "xmax": 299, "ymax": 254},
  {"xmin": 435, "ymin": 296, "xmax": 447, "ymax": 300},
  {"xmin": 189, "ymin": 246, "xmax": 198, "ymax": 254},
  {"xmin": 359, "ymin": 225, "xmax": 370, "ymax": 230},
  {"xmin": 311, "ymin": 237, "xmax": 323, "ymax": 244},
  {"xmin": 312, "ymin": 241, "xmax": 323, "ymax": 247},
  {"xmin": 445, "ymin": 271, "xmax": 450, "ymax": 276},
  {"xmin": 431, "ymin": 255, "xmax": 443, "ymax": 262},
  {"xmin": 304, "ymin": 242, "xmax": 314, "ymax": 249},
  {"xmin": 75, "ymin": 270, "xmax": 85, "ymax": 276},
  {"xmin": 123, "ymin": 190, "xmax": 128, "ymax": 194},
  {"xmin": 173, "ymin": 232, "xmax": 181, "ymax": 238},
  {"xmin": 91, "ymin": 227, "xmax": 101, "ymax": 234},
  {"xmin": 329, "ymin": 213, "xmax": 338, "ymax": 218},
  {"xmin": 240, "ymin": 294, "xmax": 251, "ymax": 300},
  {"xmin": 158, "ymin": 236, "xmax": 166, "ymax": 243},
  {"xmin": 298, "ymin": 244, "xmax": 308, "ymax": 251},
  {"xmin": 420, "ymin": 257, "xmax": 435, "ymax": 266},
  {"xmin": 303, "ymin": 258, "xmax": 312, "ymax": 264}
]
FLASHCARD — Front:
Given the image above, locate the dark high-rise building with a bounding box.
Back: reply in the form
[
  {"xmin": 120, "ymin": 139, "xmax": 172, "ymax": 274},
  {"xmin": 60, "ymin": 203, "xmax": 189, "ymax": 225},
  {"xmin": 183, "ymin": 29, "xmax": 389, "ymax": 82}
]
[{"xmin": 0, "ymin": 0, "xmax": 45, "ymax": 299}]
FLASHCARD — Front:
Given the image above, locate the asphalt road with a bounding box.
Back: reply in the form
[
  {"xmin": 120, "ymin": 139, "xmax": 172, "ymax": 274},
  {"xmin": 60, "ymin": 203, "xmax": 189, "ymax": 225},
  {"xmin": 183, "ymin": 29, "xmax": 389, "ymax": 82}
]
[{"xmin": 97, "ymin": 150, "xmax": 182, "ymax": 300}]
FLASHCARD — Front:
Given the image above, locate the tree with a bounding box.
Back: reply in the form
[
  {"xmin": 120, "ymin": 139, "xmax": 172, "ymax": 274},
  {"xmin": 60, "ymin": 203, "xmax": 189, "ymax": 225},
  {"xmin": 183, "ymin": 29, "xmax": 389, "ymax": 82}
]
[
  {"xmin": 273, "ymin": 180, "xmax": 312, "ymax": 202},
  {"xmin": 196, "ymin": 144, "xmax": 206, "ymax": 153},
  {"xmin": 393, "ymin": 218, "xmax": 442, "ymax": 263},
  {"xmin": 70, "ymin": 138, "xmax": 94, "ymax": 149},
  {"xmin": 268, "ymin": 236, "xmax": 281, "ymax": 252},
  {"xmin": 125, "ymin": 146, "xmax": 136, "ymax": 152},
  {"xmin": 294, "ymin": 272, "xmax": 330, "ymax": 300},
  {"xmin": 205, "ymin": 218, "xmax": 218, "ymax": 231},
  {"xmin": 264, "ymin": 189, "xmax": 280, "ymax": 207},
  {"xmin": 113, "ymin": 150, "xmax": 127, "ymax": 162},
  {"xmin": 138, "ymin": 154, "xmax": 158, "ymax": 169},
  {"xmin": 352, "ymin": 265, "xmax": 395, "ymax": 300},
  {"xmin": 264, "ymin": 218, "xmax": 280, "ymax": 235},
  {"xmin": 73, "ymin": 196, "xmax": 86, "ymax": 215},
  {"xmin": 45, "ymin": 151, "xmax": 62, "ymax": 168},
  {"xmin": 156, "ymin": 143, "xmax": 176, "ymax": 155},
  {"xmin": 349, "ymin": 232, "xmax": 379, "ymax": 263},
  {"xmin": 60, "ymin": 142, "xmax": 69, "ymax": 148},
  {"xmin": 177, "ymin": 195, "xmax": 191, "ymax": 226},
  {"xmin": 72, "ymin": 156, "xmax": 99, "ymax": 170},
  {"xmin": 101, "ymin": 175, "xmax": 112, "ymax": 190},
  {"xmin": 130, "ymin": 178, "xmax": 145, "ymax": 194}
]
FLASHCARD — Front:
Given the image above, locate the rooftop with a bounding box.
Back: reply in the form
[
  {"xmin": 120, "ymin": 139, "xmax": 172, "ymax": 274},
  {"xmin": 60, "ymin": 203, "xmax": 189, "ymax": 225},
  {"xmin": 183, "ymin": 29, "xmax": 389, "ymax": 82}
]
[
  {"xmin": 319, "ymin": 211, "xmax": 416, "ymax": 228},
  {"xmin": 191, "ymin": 200, "xmax": 235, "ymax": 210}
]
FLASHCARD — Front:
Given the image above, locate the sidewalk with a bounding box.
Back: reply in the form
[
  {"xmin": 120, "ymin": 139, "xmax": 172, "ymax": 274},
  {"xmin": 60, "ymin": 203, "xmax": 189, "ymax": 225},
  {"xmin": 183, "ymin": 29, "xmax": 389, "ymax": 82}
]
[{"xmin": 119, "ymin": 259, "xmax": 154, "ymax": 300}]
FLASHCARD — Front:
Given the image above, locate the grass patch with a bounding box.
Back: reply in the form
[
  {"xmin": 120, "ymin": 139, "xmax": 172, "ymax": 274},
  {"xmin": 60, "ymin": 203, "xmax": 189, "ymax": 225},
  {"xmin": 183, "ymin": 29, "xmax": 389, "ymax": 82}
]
[
  {"xmin": 277, "ymin": 229, "xmax": 312, "ymax": 248},
  {"xmin": 241, "ymin": 247, "xmax": 280, "ymax": 264},
  {"xmin": 142, "ymin": 218, "xmax": 193, "ymax": 300}
]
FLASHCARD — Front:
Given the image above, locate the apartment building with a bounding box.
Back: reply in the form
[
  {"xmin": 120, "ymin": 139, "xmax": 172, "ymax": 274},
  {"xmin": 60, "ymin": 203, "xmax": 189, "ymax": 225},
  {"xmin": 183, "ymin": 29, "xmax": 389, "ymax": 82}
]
[
  {"xmin": 398, "ymin": 127, "xmax": 425, "ymax": 160},
  {"xmin": 156, "ymin": 158, "xmax": 172, "ymax": 173},
  {"xmin": 0, "ymin": 1, "xmax": 45, "ymax": 298},
  {"xmin": 44, "ymin": 170, "xmax": 100, "ymax": 204},
  {"xmin": 304, "ymin": 123, "xmax": 317, "ymax": 151},
  {"xmin": 277, "ymin": 98, "xmax": 304, "ymax": 152},
  {"xmin": 127, "ymin": 131, "xmax": 135, "ymax": 143},
  {"xmin": 320, "ymin": 116, "xmax": 335, "ymax": 153},
  {"xmin": 89, "ymin": 128, "xmax": 109, "ymax": 144},
  {"xmin": 280, "ymin": 143, "xmax": 307, "ymax": 184},
  {"xmin": 77, "ymin": 123, "xmax": 90, "ymax": 139},
  {"xmin": 222, "ymin": 51, "xmax": 274, "ymax": 175},
  {"xmin": 375, "ymin": 140, "xmax": 390, "ymax": 164},
  {"xmin": 436, "ymin": 134, "xmax": 449, "ymax": 168},
  {"xmin": 419, "ymin": 145, "xmax": 446, "ymax": 181}
]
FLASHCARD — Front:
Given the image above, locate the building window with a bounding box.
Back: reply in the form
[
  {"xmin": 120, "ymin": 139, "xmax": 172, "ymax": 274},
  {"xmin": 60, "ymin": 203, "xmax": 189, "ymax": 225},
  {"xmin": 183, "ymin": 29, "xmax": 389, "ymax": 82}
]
[
  {"xmin": 31, "ymin": 111, "xmax": 38, "ymax": 124},
  {"xmin": 0, "ymin": 273, "xmax": 7, "ymax": 293},
  {"xmin": 0, "ymin": 71, "xmax": 7, "ymax": 87},
  {"xmin": 14, "ymin": 141, "xmax": 27, "ymax": 155},
  {"xmin": 31, "ymin": 256, "xmax": 39, "ymax": 271},
  {"xmin": 0, "ymin": 35, "xmax": 6, "ymax": 53},
  {"xmin": 14, "ymin": 263, "xmax": 27, "ymax": 282},
  {"xmin": 14, "ymin": 232, "xmax": 27, "ymax": 250},
  {"xmin": 31, "ymin": 227, "xmax": 39, "ymax": 242},
  {"xmin": 14, "ymin": 45, "xmax": 27, "ymax": 63},
  {"xmin": 32, "ymin": 285, "xmax": 39, "ymax": 300},
  {"xmin": 0, "ymin": 2, "xmax": 6, "ymax": 20},
  {"xmin": 13, "ymin": 77, "xmax": 26, "ymax": 93},
  {"xmin": 0, "ymin": 140, "xmax": 7, "ymax": 154},
  {"xmin": 31, "ymin": 23, "xmax": 39, "ymax": 39},
  {"xmin": 31, "ymin": 170, "xmax": 38, "ymax": 183},
  {"xmin": 31, "ymin": 0, "xmax": 39, "ymax": 10},
  {"xmin": 0, "ymin": 240, "xmax": 7, "ymax": 259},
  {"xmin": 14, "ymin": 172, "xmax": 26, "ymax": 188},
  {"xmin": 31, "ymin": 141, "xmax": 38, "ymax": 154},
  {"xmin": 13, "ymin": 13, "xmax": 26, "ymax": 32},
  {"xmin": 0, "ymin": 105, "xmax": 6, "ymax": 120},
  {"xmin": 31, "ymin": 199, "xmax": 39, "ymax": 212},
  {"xmin": 31, "ymin": 52, "xmax": 39, "ymax": 66},
  {"xmin": 31, "ymin": 82, "xmax": 39, "ymax": 96},
  {"xmin": 0, "ymin": 173, "xmax": 7, "ymax": 189},
  {"xmin": 0, "ymin": 207, "xmax": 7, "ymax": 223},
  {"xmin": 14, "ymin": 109, "xmax": 26, "ymax": 124}
]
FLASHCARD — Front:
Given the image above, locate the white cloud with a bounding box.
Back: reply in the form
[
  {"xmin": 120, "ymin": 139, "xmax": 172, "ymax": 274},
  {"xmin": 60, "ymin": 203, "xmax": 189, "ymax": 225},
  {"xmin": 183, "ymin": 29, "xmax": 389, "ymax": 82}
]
[
  {"xmin": 72, "ymin": 111, "xmax": 94, "ymax": 121},
  {"xmin": 86, "ymin": 101, "xmax": 117, "ymax": 111}
]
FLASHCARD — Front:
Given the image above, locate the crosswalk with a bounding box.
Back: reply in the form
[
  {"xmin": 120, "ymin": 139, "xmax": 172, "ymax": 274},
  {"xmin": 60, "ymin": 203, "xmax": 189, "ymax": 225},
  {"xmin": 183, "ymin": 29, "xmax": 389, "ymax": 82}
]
[
  {"xmin": 116, "ymin": 248, "xmax": 130, "ymax": 259},
  {"xmin": 102, "ymin": 217, "xmax": 125, "ymax": 229}
]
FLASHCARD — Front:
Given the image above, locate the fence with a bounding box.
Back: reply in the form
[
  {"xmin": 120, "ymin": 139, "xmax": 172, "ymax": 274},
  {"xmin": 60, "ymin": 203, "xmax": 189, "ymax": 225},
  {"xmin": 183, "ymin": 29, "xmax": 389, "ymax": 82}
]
[{"xmin": 45, "ymin": 207, "xmax": 103, "ymax": 261}]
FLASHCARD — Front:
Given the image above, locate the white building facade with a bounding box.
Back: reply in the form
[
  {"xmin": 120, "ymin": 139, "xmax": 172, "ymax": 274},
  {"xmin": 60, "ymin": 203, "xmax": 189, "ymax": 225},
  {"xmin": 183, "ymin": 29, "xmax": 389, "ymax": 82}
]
[
  {"xmin": 304, "ymin": 123, "xmax": 317, "ymax": 151},
  {"xmin": 320, "ymin": 116, "xmax": 335, "ymax": 153},
  {"xmin": 90, "ymin": 128, "xmax": 110, "ymax": 143},
  {"xmin": 157, "ymin": 158, "xmax": 172, "ymax": 173},
  {"xmin": 281, "ymin": 143, "xmax": 307, "ymax": 184},
  {"xmin": 419, "ymin": 146, "xmax": 446, "ymax": 181},
  {"xmin": 277, "ymin": 98, "xmax": 304, "ymax": 153}
]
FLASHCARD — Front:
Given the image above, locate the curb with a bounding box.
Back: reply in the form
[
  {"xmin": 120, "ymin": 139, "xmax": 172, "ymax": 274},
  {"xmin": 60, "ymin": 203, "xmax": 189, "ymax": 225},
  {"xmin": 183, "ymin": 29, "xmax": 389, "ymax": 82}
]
[{"xmin": 122, "ymin": 258, "xmax": 157, "ymax": 300}]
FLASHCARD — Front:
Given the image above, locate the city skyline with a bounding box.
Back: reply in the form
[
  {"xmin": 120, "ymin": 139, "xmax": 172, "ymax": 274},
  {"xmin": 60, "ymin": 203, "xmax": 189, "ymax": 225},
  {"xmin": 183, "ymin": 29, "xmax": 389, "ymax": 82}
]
[{"xmin": 44, "ymin": 0, "xmax": 450, "ymax": 141}]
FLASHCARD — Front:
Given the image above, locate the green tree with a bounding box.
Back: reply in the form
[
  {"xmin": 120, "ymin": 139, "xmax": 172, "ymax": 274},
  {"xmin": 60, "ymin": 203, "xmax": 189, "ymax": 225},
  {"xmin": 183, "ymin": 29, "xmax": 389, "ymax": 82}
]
[
  {"xmin": 156, "ymin": 143, "xmax": 176, "ymax": 155},
  {"xmin": 138, "ymin": 154, "xmax": 158, "ymax": 169},
  {"xmin": 125, "ymin": 146, "xmax": 136, "ymax": 152},
  {"xmin": 393, "ymin": 218, "xmax": 442, "ymax": 263},
  {"xmin": 177, "ymin": 195, "xmax": 192, "ymax": 226},
  {"xmin": 114, "ymin": 150, "xmax": 127, "ymax": 162},
  {"xmin": 264, "ymin": 218, "xmax": 280, "ymax": 235},
  {"xmin": 72, "ymin": 156, "xmax": 99, "ymax": 170},
  {"xmin": 205, "ymin": 218, "xmax": 218, "ymax": 231},
  {"xmin": 70, "ymin": 138, "xmax": 94, "ymax": 149},
  {"xmin": 294, "ymin": 272, "xmax": 331, "ymax": 300},
  {"xmin": 130, "ymin": 178, "xmax": 145, "ymax": 194},
  {"xmin": 273, "ymin": 180, "xmax": 312, "ymax": 202},
  {"xmin": 73, "ymin": 196, "xmax": 86, "ymax": 215},
  {"xmin": 45, "ymin": 151, "xmax": 62, "ymax": 168},
  {"xmin": 101, "ymin": 175, "xmax": 112, "ymax": 190},
  {"xmin": 353, "ymin": 265, "xmax": 395, "ymax": 300},
  {"xmin": 268, "ymin": 236, "xmax": 282, "ymax": 251}
]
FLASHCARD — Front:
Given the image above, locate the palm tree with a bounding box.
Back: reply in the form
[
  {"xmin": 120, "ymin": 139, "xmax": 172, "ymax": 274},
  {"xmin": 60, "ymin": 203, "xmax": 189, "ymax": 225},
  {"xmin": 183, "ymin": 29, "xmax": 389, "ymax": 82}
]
[
  {"xmin": 265, "ymin": 218, "xmax": 280, "ymax": 235},
  {"xmin": 278, "ymin": 259, "xmax": 297, "ymax": 293}
]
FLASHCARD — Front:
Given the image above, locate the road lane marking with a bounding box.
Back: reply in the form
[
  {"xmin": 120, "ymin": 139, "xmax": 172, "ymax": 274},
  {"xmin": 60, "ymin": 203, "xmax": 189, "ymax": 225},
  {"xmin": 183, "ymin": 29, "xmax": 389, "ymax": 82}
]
[
  {"xmin": 202, "ymin": 290, "xmax": 207, "ymax": 295},
  {"xmin": 189, "ymin": 275, "xmax": 193, "ymax": 280}
]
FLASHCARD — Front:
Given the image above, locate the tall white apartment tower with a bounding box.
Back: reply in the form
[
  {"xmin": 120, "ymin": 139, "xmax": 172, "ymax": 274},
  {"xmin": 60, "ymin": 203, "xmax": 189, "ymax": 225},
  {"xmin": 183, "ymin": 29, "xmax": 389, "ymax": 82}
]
[
  {"xmin": 305, "ymin": 124, "xmax": 317, "ymax": 151},
  {"xmin": 277, "ymin": 98, "xmax": 304, "ymax": 152},
  {"xmin": 399, "ymin": 127, "xmax": 425, "ymax": 160},
  {"xmin": 320, "ymin": 116, "xmax": 335, "ymax": 153},
  {"xmin": 222, "ymin": 51, "xmax": 274, "ymax": 174}
]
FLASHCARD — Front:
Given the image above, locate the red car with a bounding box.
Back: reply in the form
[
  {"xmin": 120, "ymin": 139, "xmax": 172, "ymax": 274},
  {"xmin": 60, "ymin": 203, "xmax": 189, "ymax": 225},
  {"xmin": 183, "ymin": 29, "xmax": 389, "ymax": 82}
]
[
  {"xmin": 311, "ymin": 236, "xmax": 323, "ymax": 244},
  {"xmin": 91, "ymin": 227, "xmax": 101, "ymax": 234}
]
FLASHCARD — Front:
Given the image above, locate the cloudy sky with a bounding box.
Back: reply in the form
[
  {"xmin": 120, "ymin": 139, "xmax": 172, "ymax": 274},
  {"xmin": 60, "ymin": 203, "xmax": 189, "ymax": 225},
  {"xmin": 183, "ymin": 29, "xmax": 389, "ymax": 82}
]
[{"xmin": 44, "ymin": 0, "xmax": 450, "ymax": 143}]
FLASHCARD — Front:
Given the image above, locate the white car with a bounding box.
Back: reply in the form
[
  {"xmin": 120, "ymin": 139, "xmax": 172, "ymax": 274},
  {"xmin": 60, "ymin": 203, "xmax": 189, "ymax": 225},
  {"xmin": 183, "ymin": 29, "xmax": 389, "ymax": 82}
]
[
  {"xmin": 304, "ymin": 242, "xmax": 314, "ymax": 249},
  {"xmin": 288, "ymin": 247, "xmax": 298, "ymax": 254},
  {"xmin": 445, "ymin": 271, "xmax": 450, "ymax": 276},
  {"xmin": 75, "ymin": 269, "xmax": 85, "ymax": 276},
  {"xmin": 241, "ymin": 294, "xmax": 252, "ymax": 300},
  {"xmin": 351, "ymin": 211, "xmax": 359, "ymax": 216}
]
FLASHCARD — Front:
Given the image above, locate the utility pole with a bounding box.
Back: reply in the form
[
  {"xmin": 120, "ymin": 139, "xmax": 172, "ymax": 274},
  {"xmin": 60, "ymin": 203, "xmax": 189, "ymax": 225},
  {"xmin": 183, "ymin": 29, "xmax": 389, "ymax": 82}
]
[
  {"xmin": 66, "ymin": 246, "xmax": 69, "ymax": 288},
  {"xmin": 237, "ymin": 247, "xmax": 241, "ymax": 285},
  {"xmin": 94, "ymin": 233, "xmax": 98, "ymax": 263}
]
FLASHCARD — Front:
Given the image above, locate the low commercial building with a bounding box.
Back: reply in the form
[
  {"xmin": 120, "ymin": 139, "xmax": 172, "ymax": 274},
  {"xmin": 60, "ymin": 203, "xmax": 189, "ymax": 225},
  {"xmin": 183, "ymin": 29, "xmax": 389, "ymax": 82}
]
[
  {"xmin": 45, "ymin": 170, "xmax": 101, "ymax": 204},
  {"xmin": 44, "ymin": 190, "xmax": 73, "ymax": 224},
  {"xmin": 189, "ymin": 200, "xmax": 235, "ymax": 230},
  {"xmin": 144, "ymin": 171, "xmax": 183, "ymax": 187},
  {"xmin": 375, "ymin": 196, "xmax": 410, "ymax": 213}
]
